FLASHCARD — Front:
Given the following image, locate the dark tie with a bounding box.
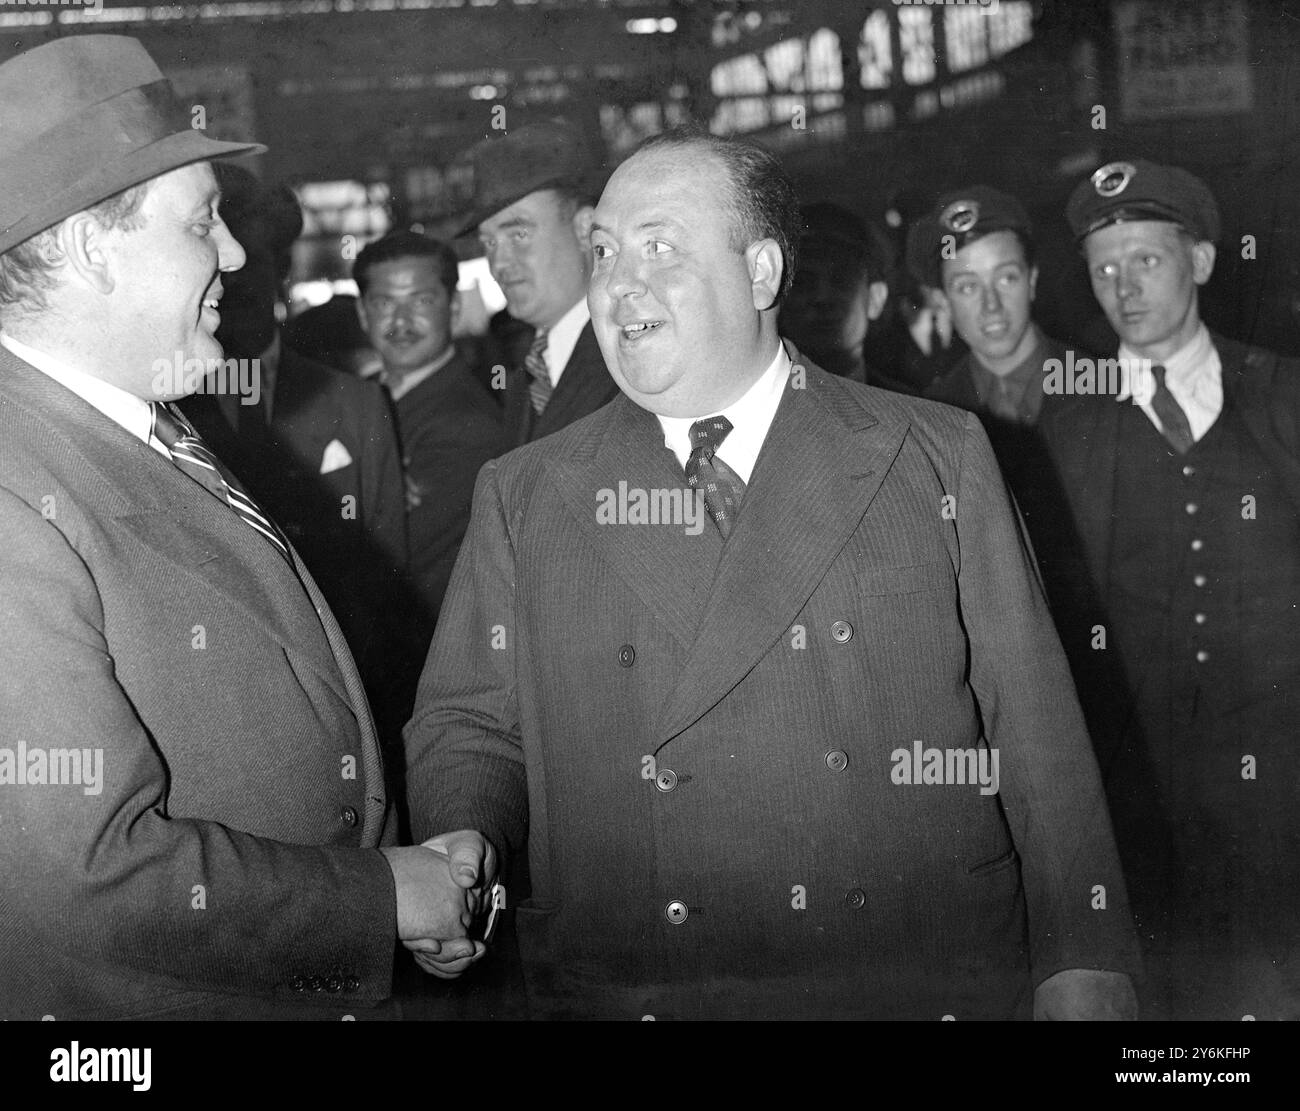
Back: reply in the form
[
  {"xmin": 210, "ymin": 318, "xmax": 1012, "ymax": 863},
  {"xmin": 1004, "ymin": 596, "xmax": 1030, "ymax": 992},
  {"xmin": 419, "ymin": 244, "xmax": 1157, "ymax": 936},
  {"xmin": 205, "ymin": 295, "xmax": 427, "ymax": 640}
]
[
  {"xmin": 686, "ymin": 416, "xmax": 746, "ymax": 539},
  {"xmin": 525, "ymin": 329, "xmax": 550, "ymax": 413},
  {"xmin": 1150, "ymin": 364, "xmax": 1194, "ymax": 454},
  {"xmin": 151, "ymin": 402, "xmax": 292, "ymax": 562}
]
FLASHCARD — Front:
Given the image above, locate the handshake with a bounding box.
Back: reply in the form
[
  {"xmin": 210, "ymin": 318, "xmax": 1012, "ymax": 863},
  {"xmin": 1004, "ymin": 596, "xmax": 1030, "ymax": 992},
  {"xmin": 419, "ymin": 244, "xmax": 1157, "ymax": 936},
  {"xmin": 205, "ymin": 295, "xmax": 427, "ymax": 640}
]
[{"xmin": 381, "ymin": 830, "xmax": 501, "ymax": 979}]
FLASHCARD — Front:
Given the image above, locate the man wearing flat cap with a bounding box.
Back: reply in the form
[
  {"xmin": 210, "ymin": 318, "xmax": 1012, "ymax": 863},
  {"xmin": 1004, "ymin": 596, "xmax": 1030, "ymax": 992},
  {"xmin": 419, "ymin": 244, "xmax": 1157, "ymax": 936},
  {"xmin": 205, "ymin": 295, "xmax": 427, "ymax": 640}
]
[
  {"xmin": 460, "ymin": 119, "xmax": 618, "ymax": 447},
  {"xmin": 0, "ymin": 35, "xmax": 490, "ymax": 1020},
  {"xmin": 1039, "ymin": 158, "xmax": 1300, "ymax": 1020}
]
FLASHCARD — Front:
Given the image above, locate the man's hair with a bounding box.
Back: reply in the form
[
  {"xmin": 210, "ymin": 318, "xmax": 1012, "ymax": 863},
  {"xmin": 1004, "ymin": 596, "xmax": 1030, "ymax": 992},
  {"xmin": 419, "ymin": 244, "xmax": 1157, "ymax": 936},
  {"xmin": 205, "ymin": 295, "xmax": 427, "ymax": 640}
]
[
  {"xmin": 632, "ymin": 125, "xmax": 801, "ymax": 302},
  {"xmin": 353, "ymin": 231, "xmax": 459, "ymax": 298},
  {"xmin": 0, "ymin": 183, "xmax": 150, "ymax": 315}
]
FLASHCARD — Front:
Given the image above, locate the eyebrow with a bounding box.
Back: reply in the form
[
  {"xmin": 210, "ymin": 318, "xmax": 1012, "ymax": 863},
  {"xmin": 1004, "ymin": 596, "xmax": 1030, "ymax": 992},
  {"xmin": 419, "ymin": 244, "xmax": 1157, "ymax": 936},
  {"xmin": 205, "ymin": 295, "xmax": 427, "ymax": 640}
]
[
  {"xmin": 483, "ymin": 215, "xmax": 535, "ymax": 233},
  {"xmin": 590, "ymin": 218, "xmax": 684, "ymax": 236}
]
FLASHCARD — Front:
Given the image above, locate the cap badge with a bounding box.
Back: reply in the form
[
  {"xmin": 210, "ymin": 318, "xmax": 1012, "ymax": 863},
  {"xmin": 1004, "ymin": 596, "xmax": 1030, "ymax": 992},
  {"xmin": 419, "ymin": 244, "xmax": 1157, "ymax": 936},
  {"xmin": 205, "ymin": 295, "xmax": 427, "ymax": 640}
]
[
  {"xmin": 940, "ymin": 199, "xmax": 980, "ymax": 234},
  {"xmin": 1092, "ymin": 161, "xmax": 1136, "ymax": 198}
]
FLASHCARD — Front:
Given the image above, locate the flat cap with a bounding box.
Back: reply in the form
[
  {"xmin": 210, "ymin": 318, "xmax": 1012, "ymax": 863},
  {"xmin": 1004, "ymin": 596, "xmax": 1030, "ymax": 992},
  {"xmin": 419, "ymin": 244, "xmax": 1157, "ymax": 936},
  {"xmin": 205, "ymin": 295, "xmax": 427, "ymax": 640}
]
[
  {"xmin": 905, "ymin": 185, "xmax": 1033, "ymax": 288},
  {"xmin": 1066, "ymin": 158, "xmax": 1220, "ymax": 243}
]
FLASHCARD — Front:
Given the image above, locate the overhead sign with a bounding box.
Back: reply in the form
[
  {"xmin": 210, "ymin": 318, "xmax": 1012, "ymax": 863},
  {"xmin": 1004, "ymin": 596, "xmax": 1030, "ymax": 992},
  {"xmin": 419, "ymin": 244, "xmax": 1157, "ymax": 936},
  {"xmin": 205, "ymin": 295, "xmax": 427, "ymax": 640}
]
[{"xmin": 1114, "ymin": 0, "xmax": 1252, "ymax": 120}]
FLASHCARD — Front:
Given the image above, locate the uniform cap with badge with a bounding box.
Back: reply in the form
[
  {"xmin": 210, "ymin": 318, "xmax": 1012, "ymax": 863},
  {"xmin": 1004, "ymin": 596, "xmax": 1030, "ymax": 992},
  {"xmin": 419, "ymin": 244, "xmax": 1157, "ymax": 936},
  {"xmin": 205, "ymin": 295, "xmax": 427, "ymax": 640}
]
[
  {"xmin": 905, "ymin": 185, "xmax": 1034, "ymax": 290},
  {"xmin": 1065, "ymin": 158, "xmax": 1221, "ymax": 244}
]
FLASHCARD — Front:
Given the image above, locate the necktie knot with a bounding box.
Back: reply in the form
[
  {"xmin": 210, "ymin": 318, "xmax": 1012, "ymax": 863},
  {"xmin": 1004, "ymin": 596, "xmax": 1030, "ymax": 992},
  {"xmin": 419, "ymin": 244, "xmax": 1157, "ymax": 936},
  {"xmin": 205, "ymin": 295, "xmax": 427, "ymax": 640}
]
[
  {"xmin": 150, "ymin": 401, "xmax": 190, "ymax": 449},
  {"xmin": 688, "ymin": 415, "xmax": 733, "ymax": 461},
  {"xmin": 1147, "ymin": 363, "xmax": 1194, "ymax": 453}
]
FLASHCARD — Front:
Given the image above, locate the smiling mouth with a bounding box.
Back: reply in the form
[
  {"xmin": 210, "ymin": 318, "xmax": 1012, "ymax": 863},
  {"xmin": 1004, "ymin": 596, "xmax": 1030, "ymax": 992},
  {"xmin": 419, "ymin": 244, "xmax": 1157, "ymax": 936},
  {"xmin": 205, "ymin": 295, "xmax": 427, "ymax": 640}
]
[{"xmin": 621, "ymin": 321, "xmax": 663, "ymax": 339}]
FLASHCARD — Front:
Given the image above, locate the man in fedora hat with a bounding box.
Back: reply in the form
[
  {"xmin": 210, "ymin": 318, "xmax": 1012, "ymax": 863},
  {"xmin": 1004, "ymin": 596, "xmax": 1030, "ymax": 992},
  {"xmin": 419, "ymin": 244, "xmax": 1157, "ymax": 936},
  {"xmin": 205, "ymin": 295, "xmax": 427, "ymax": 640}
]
[
  {"xmin": 460, "ymin": 119, "xmax": 618, "ymax": 447},
  {"xmin": 0, "ymin": 34, "xmax": 490, "ymax": 1020},
  {"xmin": 1039, "ymin": 158, "xmax": 1300, "ymax": 1019}
]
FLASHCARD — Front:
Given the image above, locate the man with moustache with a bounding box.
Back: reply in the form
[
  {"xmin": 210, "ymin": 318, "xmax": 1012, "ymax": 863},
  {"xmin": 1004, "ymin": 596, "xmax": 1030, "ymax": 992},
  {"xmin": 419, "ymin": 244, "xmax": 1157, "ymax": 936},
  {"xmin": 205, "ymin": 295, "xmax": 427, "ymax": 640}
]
[
  {"xmin": 0, "ymin": 35, "xmax": 489, "ymax": 1020},
  {"xmin": 405, "ymin": 127, "xmax": 1139, "ymax": 1019},
  {"xmin": 1040, "ymin": 159, "xmax": 1300, "ymax": 1020},
  {"xmin": 460, "ymin": 120, "xmax": 618, "ymax": 446},
  {"xmin": 354, "ymin": 231, "xmax": 502, "ymax": 704}
]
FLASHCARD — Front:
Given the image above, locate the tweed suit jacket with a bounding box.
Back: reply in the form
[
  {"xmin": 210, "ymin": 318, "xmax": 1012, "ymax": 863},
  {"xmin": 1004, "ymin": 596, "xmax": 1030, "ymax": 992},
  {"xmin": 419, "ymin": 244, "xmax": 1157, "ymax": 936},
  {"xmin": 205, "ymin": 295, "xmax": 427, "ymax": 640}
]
[
  {"xmin": 501, "ymin": 320, "xmax": 620, "ymax": 447},
  {"xmin": 405, "ymin": 343, "xmax": 1139, "ymax": 1019},
  {"xmin": 0, "ymin": 347, "xmax": 399, "ymax": 1020}
]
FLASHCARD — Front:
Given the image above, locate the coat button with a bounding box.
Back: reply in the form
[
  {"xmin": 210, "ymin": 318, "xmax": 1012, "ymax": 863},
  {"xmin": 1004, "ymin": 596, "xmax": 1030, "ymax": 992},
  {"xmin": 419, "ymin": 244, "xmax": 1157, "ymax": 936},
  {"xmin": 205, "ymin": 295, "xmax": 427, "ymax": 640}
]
[
  {"xmin": 665, "ymin": 900, "xmax": 689, "ymax": 924},
  {"xmin": 1182, "ymin": 464, "xmax": 1195, "ymax": 477},
  {"xmin": 1194, "ymin": 613, "xmax": 1207, "ymax": 625},
  {"xmin": 1193, "ymin": 574, "xmax": 1207, "ymax": 588},
  {"xmin": 1185, "ymin": 502, "xmax": 1198, "ymax": 515},
  {"xmin": 655, "ymin": 769, "xmax": 678, "ymax": 792},
  {"xmin": 1190, "ymin": 538, "xmax": 1204, "ymax": 551},
  {"xmin": 830, "ymin": 620, "xmax": 853, "ymax": 643},
  {"xmin": 844, "ymin": 888, "xmax": 866, "ymax": 910},
  {"xmin": 1196, "ymin": 650, "xmax": 1209, "ymax": 663},
  {"xmin": 339, "ymin": 805, "xmax": 358, "ymax": 827},
  {"xmin": 825, "ymin": 750, "xmax": 848, "ymax": 772},
  {"xmin": 617, "ymin": 644, "xmax": 636, "ymax": 667}
]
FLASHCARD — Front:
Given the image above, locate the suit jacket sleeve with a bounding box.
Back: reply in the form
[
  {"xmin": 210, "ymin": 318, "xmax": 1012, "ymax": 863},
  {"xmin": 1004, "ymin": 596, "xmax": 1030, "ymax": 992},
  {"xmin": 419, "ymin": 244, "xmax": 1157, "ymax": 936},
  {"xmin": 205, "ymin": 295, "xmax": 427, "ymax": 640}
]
[
  {"xmin": 951, "ymin": 412, "xmax": 1140, "ymax": 986},
  {"xmin": 403, "ymin": 458, "xmax": 528, "ymax": 860},
  {"xmin": 0, "ymin": 486, "xmax": 398, "ymax": 1005}
]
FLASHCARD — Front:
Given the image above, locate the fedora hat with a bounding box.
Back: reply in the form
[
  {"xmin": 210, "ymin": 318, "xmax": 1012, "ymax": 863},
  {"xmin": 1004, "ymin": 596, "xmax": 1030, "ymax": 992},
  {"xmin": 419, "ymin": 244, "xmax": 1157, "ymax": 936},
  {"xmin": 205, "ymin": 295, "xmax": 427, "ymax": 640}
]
[
  {"xmin": 455, "ymin": 119, "xmax": 598, "ymax": 237},
  {"xmin": 0, "ymin": 35, "xmax": 265, "ymax": 256}
]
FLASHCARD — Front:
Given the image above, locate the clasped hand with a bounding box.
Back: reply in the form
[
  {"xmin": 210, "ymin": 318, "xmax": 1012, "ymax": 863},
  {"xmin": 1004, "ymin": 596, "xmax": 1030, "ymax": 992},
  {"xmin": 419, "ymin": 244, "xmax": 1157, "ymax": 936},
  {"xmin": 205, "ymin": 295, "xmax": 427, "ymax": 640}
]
[{"xmin": 381, "ymin": 830, "xmax": 498, "ymax": 979}]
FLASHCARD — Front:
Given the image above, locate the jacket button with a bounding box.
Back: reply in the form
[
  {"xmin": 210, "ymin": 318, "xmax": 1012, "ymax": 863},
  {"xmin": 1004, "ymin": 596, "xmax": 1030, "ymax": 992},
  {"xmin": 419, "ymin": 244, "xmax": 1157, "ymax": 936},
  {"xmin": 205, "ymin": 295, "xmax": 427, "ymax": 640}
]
[
  {"xmin": 1182, "ymin": 464, "xmax": 1195, "ymax": 477},
  {"xmin": 655, "ymin": 769, "xmax": 678, "ymax": 792},
  {"xmin": 1193, "ymin": 574, "xmax": 1207, "ymax": 588},
  {"xmin": 1185, "ymin": 502, "xmax": 1198, "ymax": 515},
  {"xmin": 665, "ymin": 900, "xmax": 689, "ymax": 924},
  {"xmin": 830, "ymin": 620, "xmax": 853, "ymax": 643},
  {"xmin": 844, "ymin": 888, "xmax": 866, "ymax": 910},
  {"xmin": 825, "ymin": 750, "xmax": 848, "ymax": 772},
  {"xmin": 617, "ymin": 644, "xmax": 636, "ymax": 667},
  {"xmin": 1196, "ymin": 650, "xmax": 1209, "ymax": 663},
  {"xmin": 339, "ymin": 805, "xmax": 359, "ymax": 827}
]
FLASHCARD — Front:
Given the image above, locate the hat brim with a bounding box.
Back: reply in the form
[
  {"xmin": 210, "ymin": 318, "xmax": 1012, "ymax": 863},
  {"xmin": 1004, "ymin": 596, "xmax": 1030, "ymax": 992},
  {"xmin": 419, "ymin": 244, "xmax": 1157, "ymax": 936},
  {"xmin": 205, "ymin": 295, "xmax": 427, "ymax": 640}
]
[
  {"xmin": 0, "ymin": 129, "xmax": 265, "ymax": 256},
  {"xmin": 454, "ymin": 172, "xmax": 590, "ymax": 239}
]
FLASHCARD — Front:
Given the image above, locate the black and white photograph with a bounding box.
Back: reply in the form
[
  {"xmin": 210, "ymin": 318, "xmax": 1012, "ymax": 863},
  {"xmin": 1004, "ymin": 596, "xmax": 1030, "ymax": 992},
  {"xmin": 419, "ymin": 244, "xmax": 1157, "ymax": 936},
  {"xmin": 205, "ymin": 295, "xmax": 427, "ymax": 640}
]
[{"xmin": 0, "ymin": 0, "xmax": 1294, "ymax": 1088}]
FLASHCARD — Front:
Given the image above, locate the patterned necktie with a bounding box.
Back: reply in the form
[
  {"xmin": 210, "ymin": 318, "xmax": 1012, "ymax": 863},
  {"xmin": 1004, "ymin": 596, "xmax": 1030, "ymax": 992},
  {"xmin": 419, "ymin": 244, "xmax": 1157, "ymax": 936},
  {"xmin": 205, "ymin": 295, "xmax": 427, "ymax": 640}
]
[
  {"xmin": 686, "ymin": 416, "xmax": 746, "ymax": 539},
  {"xmin": 151, "ymin": 402, "xmax": 292, "ymax": 563},
  {"xmin": 1150, "ymin": 364, "xmax": 1194, "ymax": 454},
  {"xmin": 525, "ymin": 329, "xmax": 551, "ymax": 413}
]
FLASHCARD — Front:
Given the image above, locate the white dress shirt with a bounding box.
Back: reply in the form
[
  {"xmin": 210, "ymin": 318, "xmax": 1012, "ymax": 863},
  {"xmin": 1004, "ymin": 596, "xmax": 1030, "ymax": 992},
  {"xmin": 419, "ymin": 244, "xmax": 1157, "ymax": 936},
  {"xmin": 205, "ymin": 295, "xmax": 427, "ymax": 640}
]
[
  {"xmin": 541, "ymin": 297, "xmax": 591, "ymax": 388},
  {"xmin": 1, "ymin": 331, "xmax": 169, "ymax": 457},
  {"xmin": 1117, "ymin": 324, "xmax": 1223, "ymax": 444},
  {"xmin": 657, "ymin": 344, "xmax": 791, "ymax": 485}
]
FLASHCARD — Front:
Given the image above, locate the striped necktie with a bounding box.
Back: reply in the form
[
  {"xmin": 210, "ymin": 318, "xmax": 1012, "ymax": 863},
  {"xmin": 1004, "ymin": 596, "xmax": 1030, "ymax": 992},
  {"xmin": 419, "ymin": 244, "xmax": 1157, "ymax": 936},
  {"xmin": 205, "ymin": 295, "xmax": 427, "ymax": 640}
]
[
  {"xmin": 685, "ymin": 416, "xmax": 746, "ymax": 539},
  {"xmin": 525, "ymin": 329, "xmax": 551, "ymax": 413},
  {"xmin": 151, "ymin": 402, "xmax": 292, "ymax": 563}
]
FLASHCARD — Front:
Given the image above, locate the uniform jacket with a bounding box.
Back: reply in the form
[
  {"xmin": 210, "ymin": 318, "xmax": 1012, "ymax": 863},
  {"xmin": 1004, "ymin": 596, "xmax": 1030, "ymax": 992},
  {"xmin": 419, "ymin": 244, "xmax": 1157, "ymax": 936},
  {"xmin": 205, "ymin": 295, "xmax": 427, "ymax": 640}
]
[
  {"xmin": 0, "ymin": 347, "xmax": 398, "ymax": 1020},
  {"xmin": 501, "ymin": 320, "xmax": 619, "ymax": 448},
  {"xmin": 405, "ymin": 344, "xmax": 1139, "ymax": 1020}
]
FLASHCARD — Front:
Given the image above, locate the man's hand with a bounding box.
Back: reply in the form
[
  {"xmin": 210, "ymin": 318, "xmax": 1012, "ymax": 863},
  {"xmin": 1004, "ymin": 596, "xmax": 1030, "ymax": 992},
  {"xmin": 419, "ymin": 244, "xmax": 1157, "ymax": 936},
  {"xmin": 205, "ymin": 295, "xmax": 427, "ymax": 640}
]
[
  {"xmin": 1034, "ymin": 969, "xmax": 1138, "ymax": 1020},
  {"xmin": 382, "ymin": 830, "xmax": 497, "ymax": 980}
]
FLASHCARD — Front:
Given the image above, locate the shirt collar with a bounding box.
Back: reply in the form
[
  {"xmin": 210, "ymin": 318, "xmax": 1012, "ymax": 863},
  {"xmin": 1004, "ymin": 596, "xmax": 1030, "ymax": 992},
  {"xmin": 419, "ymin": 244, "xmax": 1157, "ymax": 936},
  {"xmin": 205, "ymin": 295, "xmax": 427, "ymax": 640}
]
[
  {"xmin": 539, "ymin": 297, "xmax": 591, "ymax": 386},
  {"xmin": 384, "ymin": 344, "xmax": 457, "ymax": 402},
  {"xmin": 1118, "ymin": 323, "xmax": 1219, "ymax": 406},
  {"xmin": 0, "ymin": 331, "xmax": 167, "ymax": 456},
  {"xmin": 656, "ymin": 342, "xmax": 790, "ymax": 486},
  {"xmin": 969, "ymin": 326, "xmax": 1049, "ymax": 413}
]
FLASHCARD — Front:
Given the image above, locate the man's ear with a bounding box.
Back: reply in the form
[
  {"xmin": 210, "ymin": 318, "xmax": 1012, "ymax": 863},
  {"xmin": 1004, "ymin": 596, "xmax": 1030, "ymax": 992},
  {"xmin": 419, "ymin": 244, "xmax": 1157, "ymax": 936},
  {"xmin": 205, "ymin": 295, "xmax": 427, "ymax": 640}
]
[
  {"xmin": 571, "ymin": 204, "xmax": 595, "ymax": 247},
  {"xmin": 747, "ymin": 239, "xmax": 783, "ymax": 311},
  {"xmin": 1028, "ymin": 264, "xmax": 1040, "ymax": 302},
  {"xmin": 58, "ymin": 213, "xmax": 114, "ymax": 296},
  {"xmin": 449, "ymin": 288, "xmax": 462, "ymax": 331},
  {"xmin": 355, "ymin": 293, "xmax": 371, "ymax": 336},
  {"xmin": 1191, "ymin": 241, "xmax": 1216, "ymax": 285},
  {"xmin": 866, "ymin": 280, "xmax": 889, "ymax": 322}
]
